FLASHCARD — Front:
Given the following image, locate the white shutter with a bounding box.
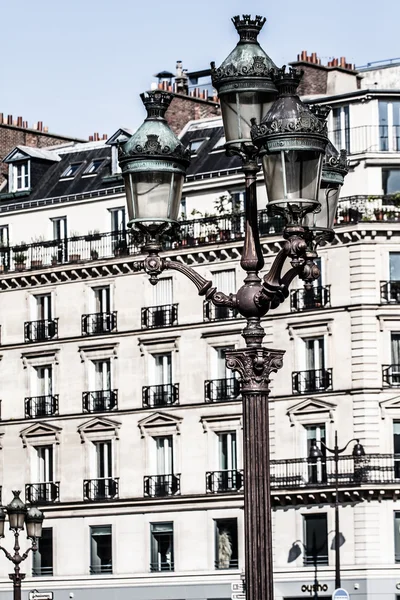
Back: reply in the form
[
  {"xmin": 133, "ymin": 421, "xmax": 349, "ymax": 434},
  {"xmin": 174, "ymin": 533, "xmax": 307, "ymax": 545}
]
[
  {"xmin": 153, "ymin": 278, "xmax": 172, "ymax": 306},
  {"xmin": 213, "ymin": 270, "xmax": 236, "ymax": 294}
]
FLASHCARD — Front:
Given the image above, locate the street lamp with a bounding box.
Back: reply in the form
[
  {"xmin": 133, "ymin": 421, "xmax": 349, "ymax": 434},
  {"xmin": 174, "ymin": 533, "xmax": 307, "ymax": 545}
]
[
  {"xmin": 119, "ymin": 15, "xmax": 346, "ymax": 600},
  {"xmin": 0, "ymin": 491, "xmax": 44, "ymax": 600},
  {"xmin": 309, "ymin": 433, "xmax": 365, "ymax": 589}
]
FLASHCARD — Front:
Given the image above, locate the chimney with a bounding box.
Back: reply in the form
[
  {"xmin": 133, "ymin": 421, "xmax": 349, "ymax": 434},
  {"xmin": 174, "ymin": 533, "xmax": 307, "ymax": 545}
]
[
  {"xmin": 37, "ymin": 121, "xmax": 43, "ymax": 132},
  {"xmin": 23, "ymin": 121, "xmax": 28, "ymax": 128},
  {"xmin": 43, "ymin": 126, "xmax": 49, "ymax": 133},
  {"xmin": 17, "ymin": 116, "xmax": 22, "ymax": 127},
  {"xmin": 0, "ymin": 113, "xmax": 3, "ymax": 124},
  {"xmin": 7, "ymin": 115, "xmax": 12, "ymax": 125},
  {"xmin": 102, "ymin": 134, "xmax": 108, "ymax": 140},
  {"xmin": 89, "ymin": 135, "xmax": 94, "ymax": 142}
]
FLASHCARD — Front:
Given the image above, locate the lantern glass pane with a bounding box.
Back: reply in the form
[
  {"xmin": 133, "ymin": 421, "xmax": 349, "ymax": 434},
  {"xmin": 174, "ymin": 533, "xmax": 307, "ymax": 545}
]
[
  {"xmin": 26, "ymin": 519, "xmax": 43, "ymax": 539},
  {"xmin": 262, "ymin": 150, "xmax": 322, "ymax": 210},
  {"xmin": 124, "ymin": 171, "xmax": 184, "ymax": 224},
  {"xmin": 221, "ymin": 91, "xmax": 273, "ymax": 146},
  {"xmin": 303, "ymin": 184, "xmax": 341, "ymax": 230},
  {"xmin": 9, "ymin": 512, "xmax": 25, "ymax": 530}
]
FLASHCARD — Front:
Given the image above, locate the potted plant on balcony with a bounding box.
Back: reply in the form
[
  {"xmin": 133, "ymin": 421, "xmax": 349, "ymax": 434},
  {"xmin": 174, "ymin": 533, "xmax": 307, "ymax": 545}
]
[
  {"xmin": 51, "ymin": 254, "xmax": 58, "ymax": 266},
  {"xmin": 13, "ymin": 241, "xmax": 28, "ymax": 252},
  {"xmin": 14, "ymin": 252, "xmax": 26, "ymax": 270},
  {"xmin": 90, "ymin": 249, "xmax": 99, "ymax": 260},
  {"xmin": 31, "ymin": 258, "xmax": 43, "ymax": 268}
]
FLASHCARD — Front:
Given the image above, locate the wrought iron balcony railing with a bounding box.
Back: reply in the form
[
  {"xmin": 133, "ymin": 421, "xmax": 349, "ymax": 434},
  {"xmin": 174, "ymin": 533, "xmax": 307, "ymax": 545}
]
[
  {"xmin": 206, "ymin": 470, "xmax": 243, "ymax": 493},
  {"xmin": 81, "ymin": 311, "xmax": 117, "ymax": 335},
  {"xmin": 142, "ymin": 384, "xmax": 179, "ymax": 408},
  {"xmin": 141, "ymin": 304, "xmax": 178, "ymax": 329},
  {"xmin": 82, "ymin": 390, "xmax": 118, "ymax": 413},
  {"xmin": 144, "ymin": 474, "xmax": 181, "ymax": 497},
  {"xmin": 24, "ymin": 319, "xmax": 58, "ymax": 343},
  {"xmin": 203, "ymin": 300, "xmax": 239, "ymax": 321},
  {"xmin": 32, "ymin": 566, "xmax": 53, "ymax": 577},
  {"xmin": 25, "ymin": 394, "xmax": 59, "ymax": 418},
  {"xmin": 381, "ymin": 281, "xmax": 400, "ymax": 303},
  {"xmin": 90, "ymin": 564, "xmax": 112, "ymax": 574},
  {"xmin": 270, "ymin": 453, "xmax": 400, "ymax": 488},
  {"xmin": 83, "ymin": 478, "xmax": 119, "ymax": 501},
  {"xmin": 150, "ymin": 560, "xmax": 174, "ymax": 572},
  {"xmin": 204, "ymin": 378, "xmax": 241, "ymax": 402},
  {"xmin": 383, "ymin": 364, "xmax": 400, "ymax": 387},
  {"xmin": 292, "ymin": 368, "xmax": 333, "ymax": 394},
  {"xmin": 26, "ymin": 482, "xmax": 60, "ymax": 503},
  {"xmin": 215, "ymin": 558, "xmax": 239, "ymax": 570},
  {"xmin": 329, "ymin": 124, "xmax": 400, "ymax": 155},
  {"xmin": 290, "ymin": 286, "xmax": 330, "ymax": 312}
]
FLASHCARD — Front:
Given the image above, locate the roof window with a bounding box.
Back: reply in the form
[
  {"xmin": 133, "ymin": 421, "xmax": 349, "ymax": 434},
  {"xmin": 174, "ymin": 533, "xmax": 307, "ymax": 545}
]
[
  {"xmin": 84, "ymin": 159, "xmax": 104, "ymax": 175},
  {"xmin": 61, "ymin": 162, "xmax": 83, "ymax": 178},
  {"xmin": 189, "ymin": 139, "xmax": 206, "ymax": 154}
]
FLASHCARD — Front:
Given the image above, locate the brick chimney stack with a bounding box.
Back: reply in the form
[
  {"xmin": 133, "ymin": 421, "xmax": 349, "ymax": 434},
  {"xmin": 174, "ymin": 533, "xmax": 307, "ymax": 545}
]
[{"xmin": 290, "ymin": 51, "xmax": 359, "ymax": 96}]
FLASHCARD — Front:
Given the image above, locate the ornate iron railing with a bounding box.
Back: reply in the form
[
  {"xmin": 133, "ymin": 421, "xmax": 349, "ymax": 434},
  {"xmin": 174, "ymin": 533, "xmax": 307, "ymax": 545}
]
[
  {"xmin": 206, "ymin": 470, "xmax": 243, "ymax": 493},
  {"xmin": 382, "ymin": 364, "xmax": 400, "ymax": 387},
  {"xmin": 81, "ymin": 311, "xmax": 117, "ymax": 335},
  {"xmin": 142, "ymin": 384, "xmax": 179, "ymax": 408},
  {"xmin": 25, "ymin": 394, "xmax": 59, "ymax": 418},
  {"xmin": 203, "ymin": 300, "xmax": 239, "ymax": 321},
  {"xmin": 25, "ymin": 482, "xmax": 60, "ymax": 503},
  {"xmin": 215, "ymin": 558, "xmax": 239, "ymax": 570},
  {"xmin": 290, "ymin": 286, "xmax": 331, "ymax": 312},
  {"xmin": 381, "ymin": 281, "xmax": 400, "ymax": 303},
  {"xmin": 150, "ymin": 560, "xmax": 174, "ymax": 572},
  {"xmin": 82, "ymin": 390, "xmax": 118, "ymax": 413},
  {"xmin": 204, "ymin": 378, "xmax": 241, "ymax": 402},
  {"xmin": 83, "ymin": 478, "xmax": 119, "ymax": 501},
  {"xmin": 24, "ymin": 319, "xmax": 58, "ymax": 343},
  {"xmin": 329, "ymin": 125, "xmax": 400, "ymax": 155},
  {"xmin": 270, "ymin": 454, "xmax": 400, "ymax": 488},
  {"xmin": 144, "ymin": 474, "xmax": 181, "ymax": 497},
  {"xmin": 292, "ymin": 368, "xmax": 333, "ymax": 394},
  {"xmin": 141, "ymin": 304, "xmax": 178, "ymax": 329}
]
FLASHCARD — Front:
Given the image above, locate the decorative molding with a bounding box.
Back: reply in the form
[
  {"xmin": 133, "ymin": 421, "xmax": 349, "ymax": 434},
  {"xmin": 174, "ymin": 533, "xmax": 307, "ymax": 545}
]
[
  {"xmin": 137, "ymin": 336, "xmax": 180, "ymax": 357},
  {"xmin": 77, "ymin": 416, "xmax": 121, "ymax": 444},
  {"xmin": 78, "ymin": 343, "xmax": 119, "ymax": 363},
  {"xmin": 200, "ymin": 413, "xmax": 242, "ymax": 434},
  {"xmin": 20, "ymin": 422, "xmax": 62, "ymax": 448},
  {"xmin": 380, "ymin": 395, "xmax": 400, "ymax": 419},
  {"xmin": 287, "ymin": 319, "xmax": 333, "ymax": 340},
  {"xmin": 138, "ymin": 412, "xmax": 183, "ymax": 438},
  {"xmin": 287, "ymin": 397, "xmax": 337, "ymax": 426},
  {"xmin": 378, "ymin": 313, "xmax": 400, "ymax": 332}
]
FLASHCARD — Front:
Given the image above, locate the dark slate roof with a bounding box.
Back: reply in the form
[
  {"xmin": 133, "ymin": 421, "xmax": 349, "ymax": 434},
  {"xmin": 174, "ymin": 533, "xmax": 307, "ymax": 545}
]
[
  {"xmin": 180, "ymin": 124, "xmax": 241, "ymax": 178},
  {"xmin": 0, "ymin": 145, "xmax": 120, "ymax": 206}
]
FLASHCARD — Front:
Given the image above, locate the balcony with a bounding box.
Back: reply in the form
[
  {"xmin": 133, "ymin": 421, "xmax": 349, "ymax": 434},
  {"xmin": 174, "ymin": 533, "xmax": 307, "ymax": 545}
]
[
  {"xmin": 142, "ymin": 384, "xmax": 179, "ymax": 408},
  {"xmin": 290, "ymin": 286, "xmax": 330, "ymax": 312},
  {"xmin": 329, "ymin": 125, "xmax": 400, "ymax": 155},
  {"xmin": 381, "ymin": 281, "xmax": 400, "ymax": 303},
  {"xmin": 144, "ymin": 474, "xmax": 181, "ymax": 497},
  {"xmin": 383, "ymin": 364, "xmax": 400, "ymax": 387},
  {"xmin": 82, "ymin": 311, "xmax": 117, "ymax": 335},
  {"xmin": 26, "ymin": 482, "xmax": 60, "ymax": 503},
  {"xmin": 83, "ymin": 478, "xmax": 119, "ymax": 501},
  {"xmin": 82, "ymin": 390, "xmax": 118, "ymax": 413},
  {"xmin": 25, "ymin": 395, "xmax": 59, "ymax": 418},
  {"xmin": 24, "ymin": 319, "xmax": 58, "ymax": 343},
  {"xmin": 203, "ymin": 301, "xmax": 239, "ymax": 322},
  {"xmin": 204, "ymin": 378, "xmax": 241, "ymax": 403},
  {"xmin": 292, "ymin": 368, "xmax": 333, "ymax": 394},
  {"xmin": 206, "ymin": 470, "xmax": 243, "ymax": 493},
  {"xmin": 141, "ymin": 304, "xmax": 178, "ymax": 329}
]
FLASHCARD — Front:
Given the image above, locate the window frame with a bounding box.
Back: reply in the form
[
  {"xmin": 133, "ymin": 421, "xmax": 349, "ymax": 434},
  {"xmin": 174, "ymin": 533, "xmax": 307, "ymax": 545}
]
[
  {"xmin": 215, "ymin": 517, "xmax": 238, "ymax": 570},
  {"xmin": 303, "ymin": 513, "xmax": 329, "ymax": 566},
  {"xmin": 32, "ymin": 526, "xmax": 53, "ymax": 577},
  {"xmin": 150, "ymin": 521, "xmax": 174, "ymax": 572},
  {"xmin": 83, "ymin": 159, "xmax": 104, "ymax": 176},
  {"xmin": 60, "ymin": 162, "xmax": 84, "ymax": 179},
  {"xmin": 11, "ymin": 161, "xmax": 30, "ymax": 191},
  {"xmin": 89, "ymin": 524, "xmax": 112, "ymax": 574}
]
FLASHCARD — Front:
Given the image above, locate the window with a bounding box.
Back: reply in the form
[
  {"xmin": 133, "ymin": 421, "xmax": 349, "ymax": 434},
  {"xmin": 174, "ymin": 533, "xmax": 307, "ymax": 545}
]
[
  {"xmin": 379, "ymin": 101, "xmax": 400, "ymax": 151},
  {"xmin": 390, "ymin": 253, "xmax": 400, "ymax": 281},
  {"xmin": 12, "ymin": 161, "xmax": 30, "ymax": 191},
  {"xmin": 303, "ymin": 514, "xmax": 328, "ymax": 565},
  {"xmin": 213, "ymin": 135, "xmax": 226, "ymax": 150},
  {"xmin": 150, "ymin": 522, "xmax": 174, "ymax": 571},
  {"xmin": 84, "ymin": 160, "xmax": 104, "ymax": 175},
  {"xmin": 383, "ymin": 169, "xmax": 400, "ymax": 195},
  {"xmin": 155, "ymin": 436, "xmax": 173, "ymax": 475},
  {"xmin": 0, "ymin": 225, "xmax": 9, "ymax": 247},
  {"xmin": 215, "ymin": 518, "xmax": 238, "ymax": 569},
  {"xmin": 90, "ymin": 525, "xmax": 112, "ymax": 574},
  {"xmin": 52, "ymin": 217, "xmax": 67, "ymax": 241},
  {"xmin": 33, "ymin": 365, "xmax": 53, "ymax": 397},
  {"xmin": 393, "ymin": 422, "xmax": 400, "ymax": 478},
  {"xmin": 110, "ymin": 208, "xmax": 126, "ymax": 234},
  {"xmin": 304, "ymin": 337, "xmax": 325, "ymax": 372},
  {"xmin": 35, "ymin": 445, "xmax": 54, "ymax": 483},
  {"xmin": 34, "ymin": 294, "xmax": 52, "ymax": 321},
  {"xmin": 230, "ymin": 191, "xmax": 244, "ymax": 214},
  {"xmin": 153, "ymin": 277, "xmax": 173, "ymax": 306},
  {"xmin": 93, "ymin": 286, "xmax": 111, "ymax": 313},
  {"xmin": 180, "ymin": 197, "xmax": 187, "ymax": 219},
  {"xmin": 189, "ymin": 139, "xmax": 206, "ymax": 154},
  {"xmin": 395, "ymin": 512, "xmax": 400, "ymax": 562},
  {"xmin": 213, "ymin": 346, "xmax": 234, "ymax": 380},
  {"xmin": 93, "ymin": 440, "xmax": 113, "ymax": 479},
  {"xmin": 91, "ymin": 359, "xmax": 111, "ymax": 391},
  {"xmin": 331, "ymin": 106, "xmax": 350, "ymax": 152},
  {"xmin": 304, "ymin": 424, "xmax": 326, "ymax": 484},
  {"xmin": 152, "ymin": 352, "xmax": 172, "ymax": 386},
  {"xmin": 32, "ymin": 527, "xmax": 53, "ymax": 576},
  {"xmin": 219, "ymin": 432, "xmax": 237, "ymax": 471},
  {"xmin": 61, "ymin": 163, "xmax": 83, "ymax": 178}
]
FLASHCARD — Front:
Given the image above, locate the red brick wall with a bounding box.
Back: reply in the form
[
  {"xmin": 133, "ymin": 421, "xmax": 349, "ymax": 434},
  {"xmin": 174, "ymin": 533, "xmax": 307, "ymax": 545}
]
[
  {"xmin": 292, "ymin": 63, "xmax": 329, "ymax": 96},
  {"xmin": 166, "ymin": 94, "xmax": 221, "ymax": 135},
  {"xmin": 0, "ymin": 125, "xmax": 82, "ymax": 186}
]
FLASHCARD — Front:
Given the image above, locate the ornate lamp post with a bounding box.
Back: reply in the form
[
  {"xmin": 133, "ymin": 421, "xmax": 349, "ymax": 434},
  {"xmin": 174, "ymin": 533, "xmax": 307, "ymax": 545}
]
[
  {"xmin": 309, "ymin": 434, "xmax": 365, "ymax": 589},
  {"xmin": 119, "ymin": 15, "xmax": 347, "ymax": 600},
  {"xmin": 0, "ymin": 491, "xmax": 44, "ymax": 600}
]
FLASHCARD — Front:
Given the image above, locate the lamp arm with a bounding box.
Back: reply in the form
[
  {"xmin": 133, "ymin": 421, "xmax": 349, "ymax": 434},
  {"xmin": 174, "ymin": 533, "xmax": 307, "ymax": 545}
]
[
  {"xmin": 319, "ymin": 440, "xmax": 335, "ymax": 455},
  {"xmin": 0, "ymin": 544, "xmax": 15, "ymax": 563},
  {"xmin": 339, "ymin": 438, "xmax": 360, "ymax": 454}
]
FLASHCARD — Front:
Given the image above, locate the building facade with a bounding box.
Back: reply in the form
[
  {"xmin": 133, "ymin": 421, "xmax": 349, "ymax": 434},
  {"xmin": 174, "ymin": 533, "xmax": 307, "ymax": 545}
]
[{"xmin": 0, "ymin": 57, "xmax": 398, "ymax": 600}]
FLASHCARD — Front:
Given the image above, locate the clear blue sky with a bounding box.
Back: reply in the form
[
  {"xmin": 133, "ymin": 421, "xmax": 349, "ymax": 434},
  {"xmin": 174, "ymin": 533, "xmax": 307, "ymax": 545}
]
[{"xmin": 2, "ymin": 0, "xmax": 399, "ymax": 140}]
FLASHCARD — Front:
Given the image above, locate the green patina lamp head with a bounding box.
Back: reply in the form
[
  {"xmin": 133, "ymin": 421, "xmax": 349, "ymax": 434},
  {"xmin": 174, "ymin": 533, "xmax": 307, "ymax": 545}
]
[
  {"xmin": 211, "ymin": 14, "xmax": 277, "ymax": 152},
  {"xmin": 251, "ymin": 67, "xmax": 329, "ymax": 224},
  {"xmin": 119, "ymin": 90, "xmax": 190, "ymax": 236}
]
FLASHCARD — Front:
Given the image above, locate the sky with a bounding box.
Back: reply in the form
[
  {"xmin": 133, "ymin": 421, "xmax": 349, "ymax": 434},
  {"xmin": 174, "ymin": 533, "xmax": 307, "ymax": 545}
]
[{"xmin": 2, "ymin": 0, "xmax": 399, "ymax": 140}]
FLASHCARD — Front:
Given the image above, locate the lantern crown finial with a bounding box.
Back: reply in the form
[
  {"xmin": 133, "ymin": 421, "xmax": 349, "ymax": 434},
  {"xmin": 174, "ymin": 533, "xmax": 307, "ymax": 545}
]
[
  {"xmin": 309, "ymin": 103, "xmax": 331, "ymax": 122},
  {"xmin": 271, "ymin": 66, "xmax": 303, "ymax": 96},
  {"xmin": 232, "ymin": 14, "xmax": 266, "ymax": 43},
  {"xmin": 140, "ymin": 90, "xmax": 173, "ymax": 120}
]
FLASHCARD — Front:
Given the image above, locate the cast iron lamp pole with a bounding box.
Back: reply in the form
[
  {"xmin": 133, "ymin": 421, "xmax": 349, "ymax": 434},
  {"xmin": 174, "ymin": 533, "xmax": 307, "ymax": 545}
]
[
  {"xmin": 0, "ymin": 491, "xmax": 44, "ymax": 600},
  {"xmin": 118, "ymin": 15, "xmax": 348, "ymax": 600},
  {"xmin": 309, "ymin": 434, "xmax": 365, "ymax": 589}
]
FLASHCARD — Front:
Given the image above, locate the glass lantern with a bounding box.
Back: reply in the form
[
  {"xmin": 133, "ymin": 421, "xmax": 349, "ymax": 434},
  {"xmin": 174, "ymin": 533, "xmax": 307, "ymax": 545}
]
[
  {"xmin": 211, "ymin": 15, "xmax": 277, "ymax": 151},
  {"xmin": 119, "ymin": 91, "xmax": 190, "ymax": 234},
  {"xmin": 26, "ymin": 505, "xmax": 44, "ymax": 539},
  {"xmin": 7, "ymin": 491, "xmax": 27, "ymax": 531},
  {"xmin": 252, "ymin": 67, "xmax": 328, "ymax": 221}
]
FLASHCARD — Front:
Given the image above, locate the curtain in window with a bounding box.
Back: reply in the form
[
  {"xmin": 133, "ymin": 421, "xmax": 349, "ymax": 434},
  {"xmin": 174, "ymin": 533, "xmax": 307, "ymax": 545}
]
[
  {"xmin": 219, "ymin": 432, "xmax": 237, "ymax": 470},
  {"xmin": 213, "ymin": 270, "xmax": 236, "ymax": 294},
  {"xmin": 153, "ymin": 277, "xmax": 173, "ymax": 305},
  {"xmin": 156, "ymin": 436, "xmax": 173, "ymax": 475},
  {"xmin": 391, "ymin": 334, "xmax": 400, "ymax": 365}
]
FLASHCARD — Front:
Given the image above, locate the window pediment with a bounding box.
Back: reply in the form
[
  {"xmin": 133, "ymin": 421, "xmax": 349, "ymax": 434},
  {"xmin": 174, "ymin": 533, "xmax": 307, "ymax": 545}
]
[
  {"xmin": 20, "ymin": 422, "xmax": 62, "ymax": 447},
  {"xmin": 287, "ymin": 319, "xmax": 333, "ymax": 340},
  {"xmin": 380, "ymin": 394, "xmax": 400, "ymax": 419},
  {"xmin": 138, "ymin": 412, "xmax": 182, "ymax": 438},
  {"xmin": 78, "ymin": 417, "xmax": 121, "ymax": 443},
  {"xmin": 287, "ymin": 397, "xmax": 336, "ymax": 426},
  {"xmin": 79, "ymin": 343, "xmax": 119, "ymax": 363},
  {"xmin": 200, "ymin": 413, "xmax": 242, "ymax": 433},
  {"xmin": 21, "ymin": 349, "xmax": 60, "ymax": 369}
]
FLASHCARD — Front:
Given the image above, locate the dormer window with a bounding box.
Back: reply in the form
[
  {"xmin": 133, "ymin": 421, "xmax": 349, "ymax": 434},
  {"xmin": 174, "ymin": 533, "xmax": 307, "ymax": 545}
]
[
  {"xmin": 61, "ymin": 162, "xmax": 83, "ymax": 178},
  {"xmin": 189, "ymin": 139, "xmax": 206, "ymax": 154},
  {"xmin": 13, "ymin": 161, "xmax": 30, "ymax": 191},
  {"xmin": 84, "ymin": 160, "xmax": 104, "ymax": 175}
]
